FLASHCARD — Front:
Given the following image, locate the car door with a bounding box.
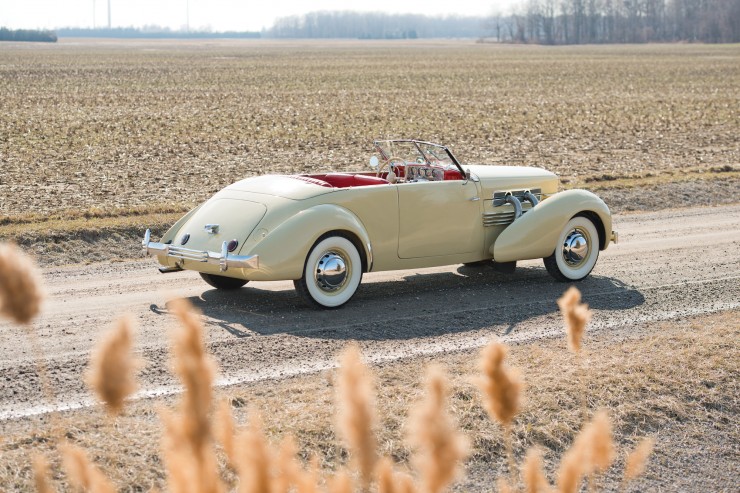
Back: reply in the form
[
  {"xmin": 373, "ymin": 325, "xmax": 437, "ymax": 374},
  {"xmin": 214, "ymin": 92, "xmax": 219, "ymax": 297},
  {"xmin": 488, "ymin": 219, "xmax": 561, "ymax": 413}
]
[{"xmin": 397, "ymin": 179, "xmax": 483, "ymax": 258}]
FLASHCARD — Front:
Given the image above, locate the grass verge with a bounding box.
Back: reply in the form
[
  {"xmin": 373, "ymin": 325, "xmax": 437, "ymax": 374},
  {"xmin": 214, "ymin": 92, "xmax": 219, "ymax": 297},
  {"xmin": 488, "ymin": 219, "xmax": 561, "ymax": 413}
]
[{"xmin": 1, "ymin": 310, "xmax": 737, "ymax": 491}]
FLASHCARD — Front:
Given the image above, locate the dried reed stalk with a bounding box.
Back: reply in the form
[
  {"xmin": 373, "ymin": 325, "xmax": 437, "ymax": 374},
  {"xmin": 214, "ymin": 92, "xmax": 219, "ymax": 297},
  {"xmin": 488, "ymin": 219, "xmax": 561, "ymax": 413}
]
[
  {"xmin": 477, "ymin": 343, "xmax": 522, "ymax": 427},
  {"xmin": 215, "ymin": 398, "xmax": 237, "ymax": 467},
  {"xmin": 585, "ymin": 410, "xmax": 615, "ymax": 492},
  {"xmin": 294, "ymin": 455, "xmax": 322, "ymax": 493},
  {"xmin": 336, "ymin": 345, "xmax": 377, "ymax": 488},
  {"xmin": 556, "ymin": 447, "xmax": 583, "ymax": 493},
  {"xmin": 327, "ymin": 470, "xmax": 353, "ymax": 493},
  {"xmin": 522, "ymin": 447, "xmax": 551, "ymax": 493},
  {"xmin": 408, "ymin": 366, "xmax": 469, "ymax": 493},
  {"xmin": 623, "ymin": 437, "xmax": 655, "ymax": 483},
  {"xmin": 0, "ymin": 242, "xmax": 44, "ymax": 325},
  {"xmin": 33, "ymin": 455, "xmax": 55, "ymax": 493},
  {"xmin": 588, "ymin": 410, "xmax": 615, "ymax": 473},
  {"xmin": 235, "ymin": 414, "xmax": 272, "ymax": 493},
  {"xmin": 556, "ymin": 409, "xmax": 614, "ymax": 493},
  {"xmin": 86, "ymin": 315, "xmax": 138, "ymax": 416},
  {"xmin": 557, "ymin": 287, "xmax": 591, "ymax": 354},
  {"xmin": 557, "ymin": 287, "xmax": 592, "ymax": 421},
  {"xmin": 477, "ymin": 342, "xmax": 523, "ymax": 485},
  {"xmin": 0, "ymin": 243, "xmax": 64, "ymax": 441},
  {"xmin": 161, "ymin": 298, "xmax": 223, "ymax": 493},
  {"xmin": 497, "ymin": 477, "xmax": 514, "ymax": 493},
  {"xmin": 60, "ymin": 444, "xmax": 116, "ymax": 493},
  {"xmin": 273, "ymin": 436, "xmax": 300, "ymax": 493},
  {"xmin": 376, "ymin": 457, "xmax": 417, "ymax": 493}
]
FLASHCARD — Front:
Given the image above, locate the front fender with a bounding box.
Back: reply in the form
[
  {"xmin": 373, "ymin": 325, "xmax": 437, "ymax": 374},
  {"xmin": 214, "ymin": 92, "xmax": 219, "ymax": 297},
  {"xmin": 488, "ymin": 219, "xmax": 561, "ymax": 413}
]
[
  {"xmin": 492, "ymin": 189, "xmax": 612, "ymax": 263},
  {"xmin": 242, "ymin": 204, "xmax": 372, "ymax": 281}
]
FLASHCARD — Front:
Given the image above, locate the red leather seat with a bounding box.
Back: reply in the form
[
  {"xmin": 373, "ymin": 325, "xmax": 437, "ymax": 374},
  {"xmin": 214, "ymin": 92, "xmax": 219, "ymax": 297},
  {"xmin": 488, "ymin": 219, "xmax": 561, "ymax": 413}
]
[{"xmin": 443, "ymin": 169, "xmax": 463, "ymax": 180}]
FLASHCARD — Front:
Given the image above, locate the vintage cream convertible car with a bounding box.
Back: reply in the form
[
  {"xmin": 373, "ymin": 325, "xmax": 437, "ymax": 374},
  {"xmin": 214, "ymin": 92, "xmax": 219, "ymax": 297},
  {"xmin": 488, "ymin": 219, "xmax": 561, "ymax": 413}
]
[{"xmin": 143, "ymin": 140, "xmax": 617, "ymax": 308}]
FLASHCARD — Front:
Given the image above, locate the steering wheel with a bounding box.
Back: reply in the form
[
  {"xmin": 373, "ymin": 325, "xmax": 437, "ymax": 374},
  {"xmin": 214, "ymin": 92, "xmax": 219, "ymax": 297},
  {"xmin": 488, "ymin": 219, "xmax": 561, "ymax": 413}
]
[{"xmin": 376, "ymin": 156, "xmax": 405, "ymax": 178}]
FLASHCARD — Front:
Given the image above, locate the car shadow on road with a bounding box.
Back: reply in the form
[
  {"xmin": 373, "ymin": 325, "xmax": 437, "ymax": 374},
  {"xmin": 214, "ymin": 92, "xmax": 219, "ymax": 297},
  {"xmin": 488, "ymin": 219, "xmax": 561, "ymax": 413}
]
[{"xmin": 154, "ymin": 263, "xmax": 645, "ymax": 341}]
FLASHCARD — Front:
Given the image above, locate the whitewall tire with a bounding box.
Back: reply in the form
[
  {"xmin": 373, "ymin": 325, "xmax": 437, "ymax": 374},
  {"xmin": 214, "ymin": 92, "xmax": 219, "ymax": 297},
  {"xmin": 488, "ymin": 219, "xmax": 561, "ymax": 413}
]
[
  {"xmin": 544, "ymin": 216, "xmax": 600, "ymax": 282},
  {"xmin": 294, "ymin": 236, "xmax": 363, "ymax": 308}
]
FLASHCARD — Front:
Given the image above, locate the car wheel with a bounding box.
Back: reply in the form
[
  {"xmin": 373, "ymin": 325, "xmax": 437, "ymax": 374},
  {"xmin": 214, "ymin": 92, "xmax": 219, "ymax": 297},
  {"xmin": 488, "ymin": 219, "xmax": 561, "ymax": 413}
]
[
  {"xmin": 294, "ymin": 235, "xmax": 363, "ymax": 309},
  {"xmin": 199, "ymin": 272, "xmax": 248, "ymax": 290},
  {"xmin": 543, "ymin": 216, "xmax": 600, "ymax": 282}
]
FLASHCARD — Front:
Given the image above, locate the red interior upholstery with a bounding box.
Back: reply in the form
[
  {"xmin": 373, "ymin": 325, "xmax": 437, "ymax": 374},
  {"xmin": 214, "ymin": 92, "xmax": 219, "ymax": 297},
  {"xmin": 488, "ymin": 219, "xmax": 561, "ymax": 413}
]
[
  {"xmin": 323, "ymin": 173, "xmax": 389, "ymax": 187},
  {"xmin": 291, "ymin": 173, "xmax": 388, "ymax": 188},
  {"xmin": 290, "ymin": 168, "xmax": 461, "ymax": 187},
  {"xmin": 443, "ymin": 169, "xmax": 463, "ymax": 180}
]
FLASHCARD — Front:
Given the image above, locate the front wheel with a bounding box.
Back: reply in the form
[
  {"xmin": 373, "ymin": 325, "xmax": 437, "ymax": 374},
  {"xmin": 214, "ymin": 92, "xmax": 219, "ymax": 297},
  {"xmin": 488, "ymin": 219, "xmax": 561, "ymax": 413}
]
[
  {"xmin": 543, "ymin": 216, "xmax": 600, "ymax": 282},
  {"xmin": 200, "ymin": 272, "xmax": 249, "ymax": 290},
  {"xmin": 294, "ymin": 235, "xmax": 363, "ymax": 309}
]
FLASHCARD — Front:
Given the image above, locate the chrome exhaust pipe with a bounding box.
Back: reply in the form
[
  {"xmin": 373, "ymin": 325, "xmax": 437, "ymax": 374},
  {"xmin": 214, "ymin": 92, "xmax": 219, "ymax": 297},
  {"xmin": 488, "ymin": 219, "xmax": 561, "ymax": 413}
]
[
  {"xmin": 523, "ymin": 190, "xmax": 539, "ymax": 207},
  {"xmin": 505, "ymin": 193, "xmax": 523, "ymax": 220}
]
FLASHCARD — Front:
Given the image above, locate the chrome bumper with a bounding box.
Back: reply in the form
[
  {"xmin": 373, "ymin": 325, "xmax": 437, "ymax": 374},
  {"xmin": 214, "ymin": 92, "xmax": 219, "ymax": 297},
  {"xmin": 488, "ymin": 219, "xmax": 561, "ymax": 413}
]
[{"xmin": 142, "ymin": 229, "xmax": 259, "ymax": 272}]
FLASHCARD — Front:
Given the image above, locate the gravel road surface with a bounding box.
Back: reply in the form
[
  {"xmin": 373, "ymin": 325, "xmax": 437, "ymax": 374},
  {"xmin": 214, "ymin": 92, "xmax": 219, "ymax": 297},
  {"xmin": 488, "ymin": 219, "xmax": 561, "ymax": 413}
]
[{"xmin": 1, "ymin": 205, "xmax": 738, "ymax": 421}]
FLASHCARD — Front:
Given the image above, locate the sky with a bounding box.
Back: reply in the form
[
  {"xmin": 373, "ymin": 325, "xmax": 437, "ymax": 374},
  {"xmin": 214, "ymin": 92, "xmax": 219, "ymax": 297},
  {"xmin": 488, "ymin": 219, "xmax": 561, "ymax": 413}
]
[{"xmin": 0, "ymin": 1, "xmax": 515, "ymax": 32}]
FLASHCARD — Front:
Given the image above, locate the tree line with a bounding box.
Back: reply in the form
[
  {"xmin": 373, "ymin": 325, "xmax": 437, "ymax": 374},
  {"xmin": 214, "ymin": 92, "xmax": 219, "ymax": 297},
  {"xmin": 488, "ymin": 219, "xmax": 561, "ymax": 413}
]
[
  {"xmin": 486, "ymin": 0, "xmax": 740, "ymax": 44},
  {"xmin": 265, "ymin": 11, "xmax": 485, "ymax": 39},
  {"xmin": 0, "ymin": 28, "xmax": 57, "ymax": 42},
  {"xmin": 56, "ymin": 27, "xmax": 260, "ymax": 39}
]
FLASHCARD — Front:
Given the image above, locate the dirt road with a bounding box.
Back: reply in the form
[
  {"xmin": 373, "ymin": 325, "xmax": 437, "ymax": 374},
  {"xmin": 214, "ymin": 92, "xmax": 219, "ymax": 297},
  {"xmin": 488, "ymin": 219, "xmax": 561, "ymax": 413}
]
[{"xmin": 1, "ymin": 205, "xmax": 738, "ymax": 421}]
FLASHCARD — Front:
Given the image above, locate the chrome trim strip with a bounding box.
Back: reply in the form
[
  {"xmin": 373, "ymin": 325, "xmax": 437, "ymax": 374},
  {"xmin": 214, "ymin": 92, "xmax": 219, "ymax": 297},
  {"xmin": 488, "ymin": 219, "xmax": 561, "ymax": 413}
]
[{"xmin": 142, "ymin": 229, "xmax": 258, "ymax": 272}]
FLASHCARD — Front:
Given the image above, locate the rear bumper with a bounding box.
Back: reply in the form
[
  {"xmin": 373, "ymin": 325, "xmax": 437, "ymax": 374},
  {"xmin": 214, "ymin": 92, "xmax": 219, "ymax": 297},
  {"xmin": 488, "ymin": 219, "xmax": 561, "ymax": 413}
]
[{"xmin": 142, "ymin": 229, "xmax": 259, "ymax": 272}]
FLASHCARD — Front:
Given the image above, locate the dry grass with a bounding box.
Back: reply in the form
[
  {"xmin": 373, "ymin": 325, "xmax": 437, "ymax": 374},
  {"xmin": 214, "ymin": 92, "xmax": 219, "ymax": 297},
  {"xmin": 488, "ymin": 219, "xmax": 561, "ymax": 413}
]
[
  {"xmin": 1, "ymin": 309, "xmax": 736, "ymax": 490},
  {"xmin": 0, "ymin": 41, "xmax": 737, "ymax": 219}
]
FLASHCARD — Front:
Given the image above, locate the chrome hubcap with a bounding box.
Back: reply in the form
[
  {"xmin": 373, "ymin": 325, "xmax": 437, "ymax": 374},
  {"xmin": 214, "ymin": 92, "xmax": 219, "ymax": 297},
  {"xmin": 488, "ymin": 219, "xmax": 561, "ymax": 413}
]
[
  {"xmin": 315, "ymin": 251, "xmax": 348, "ymax": 292},
  {"xmin": 562, "ymin": 229, "xmax": 590, "ymax": 267}
]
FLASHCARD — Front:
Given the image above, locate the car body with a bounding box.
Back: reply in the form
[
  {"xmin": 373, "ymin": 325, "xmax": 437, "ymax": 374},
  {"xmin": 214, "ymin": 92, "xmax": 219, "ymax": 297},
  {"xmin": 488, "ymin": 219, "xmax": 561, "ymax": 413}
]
[{"xmin": 143, "ymin": 140, "xmax": 618, "ymax": 308}]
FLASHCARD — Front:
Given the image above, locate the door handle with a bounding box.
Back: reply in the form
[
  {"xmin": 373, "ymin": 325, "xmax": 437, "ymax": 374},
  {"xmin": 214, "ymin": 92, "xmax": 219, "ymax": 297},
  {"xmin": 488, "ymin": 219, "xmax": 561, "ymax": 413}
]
[{"xmin": 469, "ymin": 197, "xmax": 481, "ymax": 201}]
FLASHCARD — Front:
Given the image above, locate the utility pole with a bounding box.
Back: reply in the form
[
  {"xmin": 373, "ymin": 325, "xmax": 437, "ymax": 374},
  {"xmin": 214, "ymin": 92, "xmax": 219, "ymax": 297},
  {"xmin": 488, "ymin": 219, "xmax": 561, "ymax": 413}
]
[{"xmin": 107, "ymin": 0, "xmax": 111, "ymax": 29}]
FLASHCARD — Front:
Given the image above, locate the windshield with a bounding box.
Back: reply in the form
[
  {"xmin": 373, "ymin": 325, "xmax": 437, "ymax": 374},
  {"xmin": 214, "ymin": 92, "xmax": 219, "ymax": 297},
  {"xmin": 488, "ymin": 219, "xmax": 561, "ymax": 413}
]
[
  {"xmin": 374, "ymin": 140, "xmax": 457, "ymax": 166},
  {"xmin": 375, "ymin": 141, "xmax": 426, "ymax": 164}
]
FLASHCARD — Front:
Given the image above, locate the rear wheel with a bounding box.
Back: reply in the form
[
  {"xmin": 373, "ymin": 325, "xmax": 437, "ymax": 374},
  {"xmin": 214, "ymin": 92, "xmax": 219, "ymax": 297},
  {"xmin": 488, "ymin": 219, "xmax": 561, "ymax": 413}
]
[
  {"xmin": 544, "ymin": 216, "xmax": 600, "ymax": 282},
  {"xmin": 294, "ymin": 235, "xmax": 362, "ymax": 309},
  {"xmin": 199, "ymin": 272, "xmax": 248, "ymax": 290}
]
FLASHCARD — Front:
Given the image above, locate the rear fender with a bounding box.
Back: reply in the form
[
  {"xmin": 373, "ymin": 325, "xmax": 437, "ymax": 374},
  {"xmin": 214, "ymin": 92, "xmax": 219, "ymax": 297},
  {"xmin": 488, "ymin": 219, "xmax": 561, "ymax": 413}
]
[
  {"xmin": 492, "ymin": 189, "xmax": 612, "ymax": 263},
  {"xmin": 244, "ymin": 204, "xmax": 371, "ymax": 281},
  {"xmin": 156, "ymin": 204, "xmax": 204, "ymax": 267}
]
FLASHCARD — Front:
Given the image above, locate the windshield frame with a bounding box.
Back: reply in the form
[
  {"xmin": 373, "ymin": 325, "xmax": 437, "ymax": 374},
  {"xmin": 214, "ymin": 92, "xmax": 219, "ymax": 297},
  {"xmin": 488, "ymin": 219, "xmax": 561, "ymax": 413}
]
[{"xmin": 373, "ymin": 139, "xmax": 465, "ymax": 178}]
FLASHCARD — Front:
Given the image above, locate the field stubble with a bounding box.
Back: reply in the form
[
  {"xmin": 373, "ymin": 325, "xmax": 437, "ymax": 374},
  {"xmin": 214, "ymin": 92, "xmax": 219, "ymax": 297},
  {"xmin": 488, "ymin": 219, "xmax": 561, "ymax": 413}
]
[{"xmin": 1, "ymin": 40, "xmax": 738, "ymax": 219}]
